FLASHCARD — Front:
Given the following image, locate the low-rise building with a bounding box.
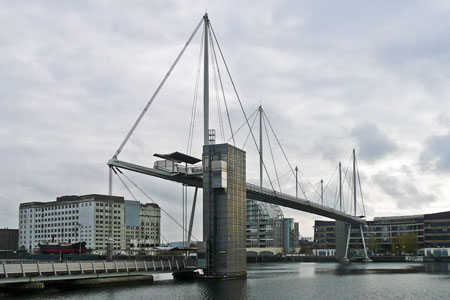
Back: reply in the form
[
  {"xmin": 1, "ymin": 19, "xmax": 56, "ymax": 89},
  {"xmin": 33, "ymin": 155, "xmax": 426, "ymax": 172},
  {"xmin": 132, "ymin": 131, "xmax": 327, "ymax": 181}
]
[
  {"xmin": 0, "ymin": 228, "xmax": 19, "ymax": 251},
  {"xmin": 424, "ymin": 211, "xmax": 450, "ymax": 249},
  {"xmin": 313, "ymin": 211, "xmax": 450, "ymax": 256}
]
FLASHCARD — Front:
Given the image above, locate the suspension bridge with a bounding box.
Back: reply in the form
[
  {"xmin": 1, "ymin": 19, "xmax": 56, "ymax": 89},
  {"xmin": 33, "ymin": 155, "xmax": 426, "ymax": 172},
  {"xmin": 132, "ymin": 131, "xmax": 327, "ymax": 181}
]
[{"xmin": 104, "ymin": 13, "xmax": 370, "ymax": 278}]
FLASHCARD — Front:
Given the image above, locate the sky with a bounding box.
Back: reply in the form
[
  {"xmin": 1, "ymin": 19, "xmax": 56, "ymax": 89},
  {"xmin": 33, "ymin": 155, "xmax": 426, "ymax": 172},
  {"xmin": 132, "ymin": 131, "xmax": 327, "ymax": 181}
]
[{"xmin": 1, "ymin": 0, "xmax": 450, "ymax": 241}]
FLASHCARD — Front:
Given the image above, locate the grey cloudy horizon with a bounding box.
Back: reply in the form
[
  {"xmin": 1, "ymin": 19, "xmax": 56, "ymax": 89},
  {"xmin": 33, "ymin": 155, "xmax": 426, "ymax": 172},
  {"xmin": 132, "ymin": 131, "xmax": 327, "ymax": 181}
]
[{"xmin": 1, "ymin": 0, "xmax": 450, "ymax": 240}]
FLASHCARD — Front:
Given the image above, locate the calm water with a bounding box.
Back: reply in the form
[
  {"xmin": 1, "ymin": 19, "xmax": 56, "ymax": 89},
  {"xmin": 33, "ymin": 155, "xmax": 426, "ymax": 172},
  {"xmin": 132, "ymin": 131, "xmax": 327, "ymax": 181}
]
[{"xmin": 3, "ymin": 262, "xmax": 450, "ymax": 300}]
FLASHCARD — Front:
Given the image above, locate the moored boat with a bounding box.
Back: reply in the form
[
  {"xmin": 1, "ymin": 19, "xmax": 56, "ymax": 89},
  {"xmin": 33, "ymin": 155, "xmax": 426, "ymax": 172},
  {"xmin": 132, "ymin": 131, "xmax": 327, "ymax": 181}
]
[{"xmin": 38, "ymin": 241, "xmax": 86, "ymax": 254}]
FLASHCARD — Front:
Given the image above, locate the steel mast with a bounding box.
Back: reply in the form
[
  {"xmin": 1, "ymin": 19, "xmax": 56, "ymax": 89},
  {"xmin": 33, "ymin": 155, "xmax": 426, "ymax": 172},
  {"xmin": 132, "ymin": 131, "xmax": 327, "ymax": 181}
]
[
  {"xmin": 353, "ymin": 149, "xmax": 357, "ymax": 216},
  {"xmin": 203, "ymin": 13, "xmax": 209, "ymax": 146},
  {"xmin": 259, "ymin": 105, "xmax": 263, "ymax": 187},
  {"xmin": 339, "ymin": 162, "xmax": 342, "ymax": 212},
  {"xmin": 320, "ymin": 179, "xmax": 324, "ymax": 206}
]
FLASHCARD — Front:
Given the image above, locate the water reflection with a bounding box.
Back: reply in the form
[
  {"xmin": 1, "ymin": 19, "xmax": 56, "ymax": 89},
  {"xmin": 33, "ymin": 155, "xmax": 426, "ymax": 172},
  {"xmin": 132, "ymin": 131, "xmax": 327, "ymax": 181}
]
[
  {"xmin": 424, "ymin": 262, "xmax": 450, "ymax": 273},
  {"xmin": 198, "ymin": 278, "xmax": 247, "ymax": 300},
  {"xmin": 313, "ymin": 262, "xmax": 450, "ymax": 276}
]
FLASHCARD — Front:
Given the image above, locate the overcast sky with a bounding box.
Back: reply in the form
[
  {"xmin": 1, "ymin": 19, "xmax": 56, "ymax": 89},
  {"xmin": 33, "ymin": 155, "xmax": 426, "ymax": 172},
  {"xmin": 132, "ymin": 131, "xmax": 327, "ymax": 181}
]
[{"xmin": 1, "ymin": 1, "xmax": 450, "ymax": 240}]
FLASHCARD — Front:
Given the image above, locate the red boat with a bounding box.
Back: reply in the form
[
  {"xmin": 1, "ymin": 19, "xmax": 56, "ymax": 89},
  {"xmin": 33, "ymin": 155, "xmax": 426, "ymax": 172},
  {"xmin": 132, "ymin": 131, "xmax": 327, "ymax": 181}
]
[{"xmin": 38, "ymin": 241, "xmax": 86, "ymax": 254}]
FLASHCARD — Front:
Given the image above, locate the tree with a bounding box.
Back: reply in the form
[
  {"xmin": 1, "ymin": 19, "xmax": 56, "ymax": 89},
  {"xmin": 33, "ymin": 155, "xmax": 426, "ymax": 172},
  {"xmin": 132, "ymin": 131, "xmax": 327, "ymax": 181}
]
[
  {"xmin": 399, "ymin": 232, "xmax": 418, "ymax": 254},
  {"xmin": 368, "ymin": 236, "xmax": 381, "ymax": 253},
  {"xmin": 391, "ymin": 236, "xmax": 401, "ymax": 255}
]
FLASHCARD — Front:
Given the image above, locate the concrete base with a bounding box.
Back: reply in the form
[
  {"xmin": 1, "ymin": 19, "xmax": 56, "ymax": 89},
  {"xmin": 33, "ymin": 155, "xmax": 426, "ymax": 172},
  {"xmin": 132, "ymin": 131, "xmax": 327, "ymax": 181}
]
[
  {"xmin": 362, "ymin": 257, "xmax": 373, "ymax": 263},
  {"xmin": 340, "ymin": 258, "xmax": 350, "ymax": 263}
]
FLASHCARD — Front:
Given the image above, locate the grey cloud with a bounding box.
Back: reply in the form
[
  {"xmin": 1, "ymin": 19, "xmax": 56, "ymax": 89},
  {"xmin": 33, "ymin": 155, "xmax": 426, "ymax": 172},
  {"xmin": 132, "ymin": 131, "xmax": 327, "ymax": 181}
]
[
  {"xmin": 438, "ymin": 113, "xmax": 450, "ymax": 127},
  {"xmin": 2, "ymin": 1, "xmax": 450, "ymax": 240},
  {"xmin": 350, "ymin": 122, "xmax": 397, "ymax": 163},
  {"xmin": 314, "ymin": 136, "xmax": 347, "ymax": 163},
  {"xmin": 372, "ymin": 170, "xmax": 436, "ymax": 208},
  {"xmin": 419, "ymin": 132, "xmax": 450, "ymax": 173}
]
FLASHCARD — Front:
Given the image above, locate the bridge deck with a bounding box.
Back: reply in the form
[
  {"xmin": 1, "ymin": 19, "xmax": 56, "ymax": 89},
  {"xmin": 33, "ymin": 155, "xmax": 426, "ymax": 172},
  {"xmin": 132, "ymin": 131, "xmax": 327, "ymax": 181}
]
[{"xmin": 108, "ymin": 158, "xmax": 365, "ymax": 225}]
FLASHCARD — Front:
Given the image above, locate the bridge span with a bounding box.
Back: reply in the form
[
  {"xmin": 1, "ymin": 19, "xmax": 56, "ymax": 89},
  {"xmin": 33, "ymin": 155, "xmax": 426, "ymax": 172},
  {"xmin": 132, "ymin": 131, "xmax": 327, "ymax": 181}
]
[{"xmin": 108, "ymin": 157, "xmax": 365, "ymax": 226}]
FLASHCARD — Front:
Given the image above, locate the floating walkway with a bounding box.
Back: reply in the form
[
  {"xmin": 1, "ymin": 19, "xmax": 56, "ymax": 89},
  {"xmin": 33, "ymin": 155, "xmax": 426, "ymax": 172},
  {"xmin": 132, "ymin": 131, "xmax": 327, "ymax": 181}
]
[{"xmin": 0, "ymin": 259, "xmax": 196, "ymax": 285}]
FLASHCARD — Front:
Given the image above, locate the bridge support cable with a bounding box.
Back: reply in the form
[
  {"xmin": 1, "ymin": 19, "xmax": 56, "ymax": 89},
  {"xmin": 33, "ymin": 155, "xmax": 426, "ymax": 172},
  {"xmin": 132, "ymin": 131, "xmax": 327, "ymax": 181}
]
[
  {"xmin": 160, "ymin": 232, "xmax": 170, "ymax": 245},
  {"xmin": 323, "ymin": 164, "xmax": 338, "ymax": 202},
  {"xmin": 262, "ymin": 111, "xmax": 307, "ymax": 199},
  {"xmin": 263, "ymin": 114, "xmax": 282, "ymax": 192},
  {"xmin": 242, "ymin": 112, "xmax": 258, "ymax": 149},
  {"xmin": 334, "ymin": 175, "xmax": 339, "ymax": 210},
  {"xmin": 263, "ymin": 169, "xmax": 290, "ymax": 191},
  {"xmin": 342, "ymin": 153, "xmax": 354, "ymax": 214},
  {"xmin": 112, "ymin": 167, "xmax": 170, "ymax": 246},
  {"xmin": 355, "ymin": 156, "xmax": 366, "ymax": 216},
  {"xmin": 226, "ymin": 108, "xmax": 258, "ymax": 143},
  {"xmin": 187, "ymin": 26, "xmax": 205, "ymax": 155},
  {"xmin": 112, "ymin": 167, "xmax": 140, "ymax": 203},
  {"xmin": 209, "ymin": 26, "xmax": 235, "ymax": 146},
  {"xmin": 112, "ymin": 167, "xmax": 199, "ymax": 241},
  {"xmin": 209, "ymin": 31, "xmax": 226, "ymax": 143},
  {"xmin": 209, "ymin": 23, "xmax": 276, "ymax": 192},
  {"xmin": 112, "ymin": 17, "xmax": 203, "ymax": 159}
]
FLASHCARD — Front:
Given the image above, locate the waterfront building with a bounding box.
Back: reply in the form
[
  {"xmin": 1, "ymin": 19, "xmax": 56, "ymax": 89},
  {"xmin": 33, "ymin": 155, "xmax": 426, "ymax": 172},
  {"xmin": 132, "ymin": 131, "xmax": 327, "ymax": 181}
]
[
  {"xmin": 424, "ymin": 211, "xmax": 450, "ymax": 249},
  {"xmin": 125, "ymin": 201, "xmax": 161, "ymax": 250},
  {"xmin": 366, "ymin": 215, "xmax": 424, "ymax": 254},
  {"xmin": 313, "ymin": 211, "xmax": 450, "ymax": 256},
  {"xmin": 312, "ymin": 220, "xmax": 335, "ymax": 256},
  {"xmin": 18, "ymin": 194, "xmax": 160, "ymax": 253},
  {"xmin": 246, "ymin": 199, "xmax": 299, "ymax": 252},
  {"xmin": 0, "ymin": 228, "xmax": 18, "ymax": 251}
]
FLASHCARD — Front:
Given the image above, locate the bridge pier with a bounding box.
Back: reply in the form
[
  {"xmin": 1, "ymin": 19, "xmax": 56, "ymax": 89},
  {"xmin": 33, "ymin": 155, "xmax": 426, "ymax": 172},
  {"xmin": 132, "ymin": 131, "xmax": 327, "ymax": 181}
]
[
  {"xmin": 202, "ymin": 143, "xmax": 247, "ymax": 278},
  {"xmin": 335, "ymin": 221, "xmax": 350, "ymax": 262},
  {"xmin": 335, "ymin": 221, "xmax": 372, "ymax": 262}
]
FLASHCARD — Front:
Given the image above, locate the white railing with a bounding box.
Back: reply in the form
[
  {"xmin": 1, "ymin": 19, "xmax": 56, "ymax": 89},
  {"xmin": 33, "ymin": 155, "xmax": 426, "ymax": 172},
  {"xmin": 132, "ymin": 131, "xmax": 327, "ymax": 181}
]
[{"xmin": 0, "ymin": 259, "xmax": 195, "ymax": 279}]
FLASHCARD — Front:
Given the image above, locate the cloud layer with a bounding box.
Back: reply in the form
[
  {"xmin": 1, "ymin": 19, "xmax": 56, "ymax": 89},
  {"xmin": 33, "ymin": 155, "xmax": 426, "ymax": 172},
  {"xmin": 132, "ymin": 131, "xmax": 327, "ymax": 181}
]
[{"xmin": 2, "ymin": 1, "xmax": 450, "ymax": 239}]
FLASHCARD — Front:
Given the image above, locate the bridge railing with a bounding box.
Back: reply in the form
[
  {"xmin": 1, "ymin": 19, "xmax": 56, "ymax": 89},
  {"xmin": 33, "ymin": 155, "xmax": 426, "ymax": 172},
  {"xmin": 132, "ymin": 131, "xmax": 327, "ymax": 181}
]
[
  {"xmin": 0, "ymin": 258, "xmax": 196, "ymax": 280},
  {"xmin": 246, "ymin": 183, "xmax": 365, "ymax": 225}
]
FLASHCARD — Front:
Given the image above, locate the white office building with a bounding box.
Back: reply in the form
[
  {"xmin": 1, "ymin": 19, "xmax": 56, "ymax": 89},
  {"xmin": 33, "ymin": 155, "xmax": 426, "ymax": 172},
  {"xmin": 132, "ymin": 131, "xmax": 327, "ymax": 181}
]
[
  {"xmin": 125, "ymin": 200, "xmax": 161, "ymax": 250},
  {"xmin": 18, "ymin": 194, "xmax": 160, "ymax": 253}
]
